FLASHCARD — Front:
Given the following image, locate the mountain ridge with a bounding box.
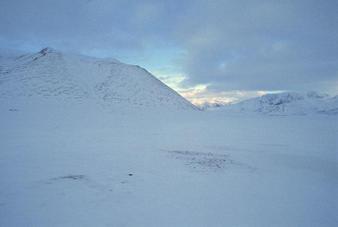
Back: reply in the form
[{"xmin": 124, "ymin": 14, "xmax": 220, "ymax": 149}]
[
  {"xmin": 205, "ymin": 91, "xmax": 338, "ymax": 115},
  {"xmin": 0, "ymin": 47, "xmax": 197, "ymax": 111}
]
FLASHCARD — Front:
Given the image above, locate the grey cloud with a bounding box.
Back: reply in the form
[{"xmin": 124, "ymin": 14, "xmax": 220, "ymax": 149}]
[
  {"xmin": 0, "ymin": 0, "xmax": 337, "ymax": 93},
  {"xmin": 175, "ymin": 1, "xmax": 338, "ymax": 92},
  {"xmin": 0, "ymin": 0, "xmax": 178, "ymax": 51}
]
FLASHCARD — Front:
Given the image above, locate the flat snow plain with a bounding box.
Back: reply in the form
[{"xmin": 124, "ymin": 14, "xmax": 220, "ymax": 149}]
[{"xmin": 1, "ymin": 99, "xmax": 337, "ymax": 227}]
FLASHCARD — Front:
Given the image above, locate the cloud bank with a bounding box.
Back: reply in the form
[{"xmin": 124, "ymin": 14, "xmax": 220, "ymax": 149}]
[{"xmin": 1, "ymin": 0, "xmax": 337, "ymax": 99}]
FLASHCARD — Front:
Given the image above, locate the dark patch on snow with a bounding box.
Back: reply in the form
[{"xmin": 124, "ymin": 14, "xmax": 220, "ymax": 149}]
[
  {"xmin": 41, "ymin": 174, "xmax": 90, "ymax": 187},
  {"xmin": 8, "ymin": 108, "xmax": 18, "ymax": 112},
  {"xmin": 167, "ymin": 150, "xmax": 229, "ymax": 170},
  {"xmin": 317, "ymin": 108, "xmax": 338, "ymax": 115},
  {"xmin": 51, "ymin": 174, "xmax": 87, "ymax": 181},
  {"xmin": 167, "ymin": 150, "xmax": 256, "ymax": 172}
]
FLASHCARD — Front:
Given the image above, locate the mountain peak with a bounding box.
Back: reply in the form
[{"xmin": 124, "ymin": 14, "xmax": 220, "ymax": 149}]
[
  {"xmin": 213, "ymin": 91, "xmax": 337, "ymax": 115},
  {"xmin": 306, "ymin": 91, "xmax": 329, "ymax": 99},
  {"xmin": 0, "ymin": 49, "xmax": 196, "ymax": 111},
  {"xmin": 39, "ymin": 47, "xmax": 58, "ymax": 55}
]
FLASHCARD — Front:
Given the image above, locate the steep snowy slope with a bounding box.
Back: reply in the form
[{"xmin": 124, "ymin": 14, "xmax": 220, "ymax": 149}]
[
  {"xmin": 0, "ymin": 48, "xmax": 196, "ymax": 110},
  {"xmin": 217, "ymin": 92, "xmax": 338, "ymax": 115}
]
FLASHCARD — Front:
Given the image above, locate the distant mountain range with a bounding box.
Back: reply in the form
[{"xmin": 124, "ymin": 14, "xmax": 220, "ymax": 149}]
[
  {"xmin": 0, "ymin": 47, "xmax": 196, "ymax": 111},
  {"xmin": 204, "ymin": 92, "xmax": 338, "ymax": 115}
]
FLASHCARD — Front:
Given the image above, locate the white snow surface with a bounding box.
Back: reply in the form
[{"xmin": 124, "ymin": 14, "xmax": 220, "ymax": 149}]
[
  {"xmin": 0, "ymin": 49, "xmax": 337, "ymax": 226},
  {"xmin": 208, "ymin": 92, "xmax": 338, "ymax": 116}
]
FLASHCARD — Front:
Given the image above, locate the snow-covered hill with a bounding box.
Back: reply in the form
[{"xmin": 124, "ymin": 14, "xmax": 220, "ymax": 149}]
[
  {"xmin": 214, "ymin": 92, "xmax": 338, "ymax": 115},
  {"xmin": 0, "ymin": 47, "xmax": 196, "ymax": 111}
]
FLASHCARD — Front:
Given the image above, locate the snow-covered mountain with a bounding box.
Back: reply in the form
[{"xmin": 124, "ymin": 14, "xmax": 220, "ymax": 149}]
[
  {"xmin": 215, "ymin": 92, "xmax": 338, "ymax": 115},
  {"xmin": 0, "ymin": 47, "xmax": 196, "ymax": 111},
  {"xmin": 198, "ymin": 102, "xmax": 229, "ymax": 110}
]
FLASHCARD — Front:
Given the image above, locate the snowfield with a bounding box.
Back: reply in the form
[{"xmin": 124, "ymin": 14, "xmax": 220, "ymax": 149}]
[{"xmin": 0, "ymin": 49, "xmax": 337, "ymax": 226}]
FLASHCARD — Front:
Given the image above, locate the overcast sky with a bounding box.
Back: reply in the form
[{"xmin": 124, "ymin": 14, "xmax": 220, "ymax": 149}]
[{"xmin": 1, "ymin": 0, "xmax": 337, "ymax": 104}]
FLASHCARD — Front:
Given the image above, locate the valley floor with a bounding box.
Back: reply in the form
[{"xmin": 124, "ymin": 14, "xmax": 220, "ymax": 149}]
[{"xmin": 1, "ymin": 100, "xmax": 337, "ymax": 226}]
